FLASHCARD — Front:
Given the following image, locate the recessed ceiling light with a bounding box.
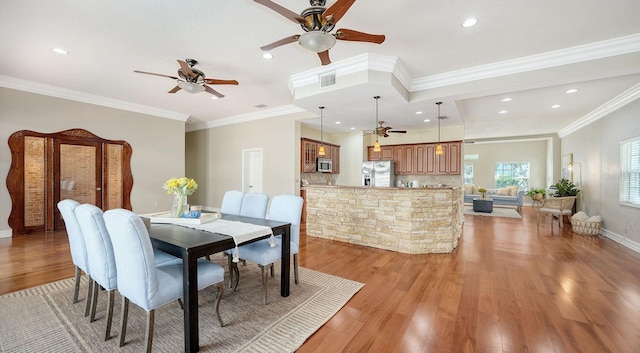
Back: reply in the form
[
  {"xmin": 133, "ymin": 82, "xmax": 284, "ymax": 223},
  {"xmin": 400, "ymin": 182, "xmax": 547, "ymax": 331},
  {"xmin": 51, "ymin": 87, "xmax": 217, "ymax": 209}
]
[
  {"xmin": 262, "ymin": 52, "xmax": 273, "ymax": 60},
  {"xmin": 499, "ymin": 110, "xmax": 508, "ymax": 114},
  {"xmin": 423, "ymin": 118, "xmax": 431, "ymax": 122},
  {"xmin": 551, "ymin": 104, "xmax": 561, "ymax": 109},
  {"xmin": 415, "ymin": 111, "xmax": 423, "ymax": 115},
  {"xmin": 335, "ymin": 121, "xmax": 341, "ymax": 124},
  {"xmin": 461, "ymin": 18, "xmax": 478, "ymax": 28},
  {"xmin": 502, "ymin": 97, "xmax": 512, "ymax": 102},
  {"xmin": 565, "ymin": 88, "xmax": 578, "ymax": 94},
  {"xmin": 211, "ymin": 96, "xmax": 219, "ymax": 100},
  {"xmin": 350, "ymin": 127, "xmax": 356, "ymax": 130},
  {"xmin": 53, "ymin": 47, "xmax": 68, "ymax": 55}
]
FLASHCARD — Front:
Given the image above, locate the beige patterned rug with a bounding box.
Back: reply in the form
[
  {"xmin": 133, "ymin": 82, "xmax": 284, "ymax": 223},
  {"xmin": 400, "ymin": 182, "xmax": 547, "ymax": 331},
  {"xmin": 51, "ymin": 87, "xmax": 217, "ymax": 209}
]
[
  {"xmin": 463, "ymin": 205, "xmax": 523, "ymax": 219},
  {"xmin": 0, "ymin": 255, "xmax": 363, "ymax": 353}
]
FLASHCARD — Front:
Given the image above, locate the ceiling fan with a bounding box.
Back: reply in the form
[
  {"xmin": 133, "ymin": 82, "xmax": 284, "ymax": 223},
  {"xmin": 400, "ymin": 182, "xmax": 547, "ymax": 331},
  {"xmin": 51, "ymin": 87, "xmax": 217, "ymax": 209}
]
[
  {"xmin": 255, "ymin": 0, "xmax": 386, "ymax": 65},
  {"xmin": 368, "ymin": 96, "xmax": 406, "ymax": 138},
  {"xmin": 133, "ymin": 58, "xmax": 238, "ymax": 98}
]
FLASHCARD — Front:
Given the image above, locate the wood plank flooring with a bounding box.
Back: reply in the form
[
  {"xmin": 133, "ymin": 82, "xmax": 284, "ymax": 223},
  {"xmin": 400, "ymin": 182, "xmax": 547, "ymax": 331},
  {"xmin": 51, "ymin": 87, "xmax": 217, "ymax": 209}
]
[{"xmin": 1, "ymin": 206, "xmax": 639, "ymax": 353}]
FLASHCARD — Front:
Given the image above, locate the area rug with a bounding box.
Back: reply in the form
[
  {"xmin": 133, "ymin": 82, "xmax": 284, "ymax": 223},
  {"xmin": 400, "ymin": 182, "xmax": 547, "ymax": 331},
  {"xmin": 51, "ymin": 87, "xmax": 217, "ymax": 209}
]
[
  {"xmin": 0, "ymin": 255, "xmax": 363, "ymax": 353},
  {"xmin": 463, "ymin": 205, "xmax": 522, "ymax": 219}
]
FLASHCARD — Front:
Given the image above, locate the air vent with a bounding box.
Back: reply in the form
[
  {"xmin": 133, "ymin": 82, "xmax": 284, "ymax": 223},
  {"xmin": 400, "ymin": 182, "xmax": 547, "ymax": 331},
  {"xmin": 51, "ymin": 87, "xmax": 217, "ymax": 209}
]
[{"xmin": 319, "ymin": 72, "xmax": 336, "ymax": 88}]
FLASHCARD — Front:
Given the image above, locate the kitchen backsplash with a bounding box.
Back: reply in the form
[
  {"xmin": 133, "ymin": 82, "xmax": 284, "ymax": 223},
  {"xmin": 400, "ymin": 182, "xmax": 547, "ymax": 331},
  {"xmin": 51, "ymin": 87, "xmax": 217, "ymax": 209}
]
[{"xmin": 301, "ymin": 173, "xmax": 337, "ymax": 185}]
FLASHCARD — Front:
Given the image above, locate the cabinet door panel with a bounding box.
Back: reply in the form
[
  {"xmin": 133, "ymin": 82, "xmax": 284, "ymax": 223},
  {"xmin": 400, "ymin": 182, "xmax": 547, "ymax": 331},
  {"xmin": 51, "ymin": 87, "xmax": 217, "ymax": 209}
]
[
  {"xmin": 425, "ymin": 144, "xmax": 437, "ymax": 174},
  {"xmin": 447, "ymin": 142, "xmax": 461, "ymax": 175},
  {"xmin": 437, "ymin": 144, "xmax": 449, "ymax": 174}
]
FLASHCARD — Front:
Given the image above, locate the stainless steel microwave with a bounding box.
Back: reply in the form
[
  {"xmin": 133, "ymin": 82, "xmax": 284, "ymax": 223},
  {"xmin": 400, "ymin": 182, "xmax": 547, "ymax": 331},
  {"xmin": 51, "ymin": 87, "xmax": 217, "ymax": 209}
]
[{"xmin": 317, "ymin": 158, "xmax": 332, "ymax": 173}]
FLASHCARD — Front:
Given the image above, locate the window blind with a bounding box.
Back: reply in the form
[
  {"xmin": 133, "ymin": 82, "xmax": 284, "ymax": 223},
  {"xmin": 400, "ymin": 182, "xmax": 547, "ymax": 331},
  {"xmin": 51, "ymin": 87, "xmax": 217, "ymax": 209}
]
[{"xmin": 620, "ymin": 137, "xmax": 640, "ymax": 206}]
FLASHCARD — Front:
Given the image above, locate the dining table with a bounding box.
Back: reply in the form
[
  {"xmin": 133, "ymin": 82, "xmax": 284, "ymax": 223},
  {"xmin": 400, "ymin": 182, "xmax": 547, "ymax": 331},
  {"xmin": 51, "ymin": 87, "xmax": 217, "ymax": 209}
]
[{"xmin": 141, "ymin": 213, "xmax": 291, "ymax": 353}]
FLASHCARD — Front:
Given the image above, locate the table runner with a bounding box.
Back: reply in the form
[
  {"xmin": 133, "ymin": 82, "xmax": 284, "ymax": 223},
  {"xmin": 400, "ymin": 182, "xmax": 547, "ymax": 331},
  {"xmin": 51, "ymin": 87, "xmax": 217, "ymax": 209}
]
[{"xmin": 183, "ymin": 219, "xmax": 274, "ymax": 262}]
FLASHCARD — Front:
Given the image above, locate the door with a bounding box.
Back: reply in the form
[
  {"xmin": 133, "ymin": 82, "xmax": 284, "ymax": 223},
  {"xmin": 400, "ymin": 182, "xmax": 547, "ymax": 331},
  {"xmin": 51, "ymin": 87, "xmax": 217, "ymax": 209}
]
[
  {"xmin": 53, "ymin": 139, "xmax": 103, "ymax": 230},
  {"xmin": 243, "ymin": 148, "xmax": 264, "ymax": 194}
]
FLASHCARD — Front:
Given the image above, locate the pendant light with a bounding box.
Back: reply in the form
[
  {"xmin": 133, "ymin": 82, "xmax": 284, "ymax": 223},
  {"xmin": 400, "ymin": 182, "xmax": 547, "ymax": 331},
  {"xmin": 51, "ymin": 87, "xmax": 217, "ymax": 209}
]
[
  {"xmin": 318, "ymin": 106, "xmax": 326, "ymax": 156},
  {"xmin": 435, "ymin": 102, "xmax": 444, "ymax": 155},
  {"xmin": 373, "ymin": 96, "xmax": 381, "ymax": 152}
]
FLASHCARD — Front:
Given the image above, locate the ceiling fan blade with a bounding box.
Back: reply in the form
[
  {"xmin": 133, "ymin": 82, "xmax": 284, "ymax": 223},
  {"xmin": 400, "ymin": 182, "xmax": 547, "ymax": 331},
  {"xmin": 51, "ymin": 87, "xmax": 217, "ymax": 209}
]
[
  {"xmin": 133, "ymin": 70, "xmax": 178, "ymax": 80},
  {"xmin": 204, "ymin": 78, "xmax": 239, "ymax": 85},
  {"xmin": 177, "ymin": 60, "xmax": 195, "ymax": 78},
  {"xmin": 322, "ymin": 0, "xmax": 356, "ymax": 25},
  {"xmin": 318, "ymin": 50, "xmax": 331, "ymax": 65},
  {"xmin": 254, "ymin": 0, "xmax": 306, "ymax": 24},
  {"xmin": 204, "ymin": 85, "xmax": 225, "ymax": 98},
  {"xmin": 335, "ymin": 28, "xmax": 386, "ymax": 44},
  {"xmin": 168, "ymin": 86, "xmax": 181, "ymax": 94},
  {"xmin": 389, "ymin": 130, "xmax": 407, "ymax": 133},
  {"xmin": 260, "ymin": 35, "xmax": 300, "ymax": 51}
]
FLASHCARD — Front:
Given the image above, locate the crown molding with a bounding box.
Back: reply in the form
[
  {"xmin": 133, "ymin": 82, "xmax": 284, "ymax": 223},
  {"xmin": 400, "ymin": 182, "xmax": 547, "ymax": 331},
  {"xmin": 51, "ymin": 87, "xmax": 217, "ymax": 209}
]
[
  {"xmin": 411, "ymin": 33, "xmax": 640, "ymax": 91},
  {"xmin": 185, "ymin": 104, "xmax": 306, "ymax": 132},
  {"xmin": 558, "ymin": 82, "xmax": 640, "ymax": 138},
  {"xmin": 0, "ymin": 75, "xmax": 189, "ymax": 121}
]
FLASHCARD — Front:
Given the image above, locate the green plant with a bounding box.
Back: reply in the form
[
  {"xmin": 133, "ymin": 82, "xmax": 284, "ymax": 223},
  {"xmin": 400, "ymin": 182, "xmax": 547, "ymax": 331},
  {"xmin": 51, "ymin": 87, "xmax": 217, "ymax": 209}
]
[
  {"xmin": 526, "ymin": 188, "xmax": 546, "ymax": 200},
  {"xmin": 553, "ymin": 178, "xmax": 579, "ymax": 197}
]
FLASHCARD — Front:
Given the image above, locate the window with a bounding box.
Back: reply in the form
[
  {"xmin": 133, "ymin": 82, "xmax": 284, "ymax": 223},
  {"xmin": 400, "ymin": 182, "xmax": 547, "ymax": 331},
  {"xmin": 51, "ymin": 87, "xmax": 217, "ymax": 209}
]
[
  {"xmin": 620, "ymin": 137, "xmax": 640, "ymax": 206},
  {"xmin": 495, "ymin": 162, "xmax": 530, "ymax": 189},
  {"xmin": 464, "ymin": 162, "xmax": 474, "ymax": 185}
]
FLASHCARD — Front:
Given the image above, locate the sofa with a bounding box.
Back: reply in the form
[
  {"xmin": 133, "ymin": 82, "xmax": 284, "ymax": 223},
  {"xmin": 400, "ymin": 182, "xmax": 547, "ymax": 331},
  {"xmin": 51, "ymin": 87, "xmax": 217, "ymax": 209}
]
[{"xmin": 463, "ymin": 184, "xmax": 525, "ymax": 211}]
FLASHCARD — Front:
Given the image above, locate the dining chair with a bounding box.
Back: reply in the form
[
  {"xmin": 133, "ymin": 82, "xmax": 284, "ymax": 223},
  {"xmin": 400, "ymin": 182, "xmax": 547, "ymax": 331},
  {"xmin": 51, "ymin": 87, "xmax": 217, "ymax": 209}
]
[
  {"xmin": 220, "ymin": 190, "xmax": 244, "ymax": 215},
  {"xmin": 230, "ymin": 194, "xmax": 303, "ymax": 304},
  {"xmin": 57, "ymin": 199, "xmax": 93, "ymax": 316},
  {"xmin": 537, "ymin": 196, "xmax": 577, "ymax": 228},
  {"xmin": 239, "ymin": 192, "xmax": 269, "ymax": 218},
  {"xmin": 74, "ymin": 204, "xmax": 118, "ymax": 340},
  {"xmin": 103, "ymin": 209, "xmax": 226, "ymax": 352}
]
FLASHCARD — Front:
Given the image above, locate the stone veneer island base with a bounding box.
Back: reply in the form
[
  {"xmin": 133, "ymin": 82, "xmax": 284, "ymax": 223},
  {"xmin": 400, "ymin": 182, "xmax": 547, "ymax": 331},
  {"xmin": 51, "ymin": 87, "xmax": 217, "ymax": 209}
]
[{"xmin": 304, "ymin": 185, "xmax": 463, "ymax": 254}]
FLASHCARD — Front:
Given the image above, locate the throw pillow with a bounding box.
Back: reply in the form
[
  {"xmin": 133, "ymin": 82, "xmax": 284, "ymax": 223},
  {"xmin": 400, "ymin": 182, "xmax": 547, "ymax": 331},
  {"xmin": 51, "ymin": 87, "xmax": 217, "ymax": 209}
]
[
  {"xmin": 464, "ymin": 184, "xmax": 473, "ymax": 195},
  {"xmin": 498, "ymin": 188, "xmax": 510, "ymax": 196},
  {"xmin": 507, "ymin": 186, "xmax": 519, "ymax": 196}
]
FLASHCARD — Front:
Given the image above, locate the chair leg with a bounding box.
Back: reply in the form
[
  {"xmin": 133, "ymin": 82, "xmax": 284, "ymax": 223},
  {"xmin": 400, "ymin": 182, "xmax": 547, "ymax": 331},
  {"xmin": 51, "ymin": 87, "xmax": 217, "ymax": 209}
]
[
  {"xmin": 294, "ymin": 254, "xmax": 299, "ymax": 285},
  {"xmin": 260, "ymin": 265, "xmax": 270, "ymax": 305},
  {"xmin": 214, "ymin": 282, "xmax": 225, "ymax": 327},
  {"xmin": 89, "ymin": 281, "xmax": 100, "ymax": 322},
  {"xmin": 84, "ymin": 277, "xmax": 94, "ymax": 317},
  {"xmin": 270, "ymin": 264, "xmax": 275, "ymax": 277},
  {"xmin": 104, "ymin": 290, "xmax": 115, "ymax": 341},
  {"xmin": 177, "ymin": 298, "xmax": 184, "ymax": 310},
  {"xmin": 144, "ymin": 310, "xmax": 155, "ymax": 353},
  {"xmin": 230, "ymin": 261, "xmax": 240, "ymax": 291},
  {"xmin": 118, "ymin": 297, "xmax": 129, "ymax": 347},
  {"xmin": 73, "ymin": 267, "xmax": 81, "ymax": 304}
]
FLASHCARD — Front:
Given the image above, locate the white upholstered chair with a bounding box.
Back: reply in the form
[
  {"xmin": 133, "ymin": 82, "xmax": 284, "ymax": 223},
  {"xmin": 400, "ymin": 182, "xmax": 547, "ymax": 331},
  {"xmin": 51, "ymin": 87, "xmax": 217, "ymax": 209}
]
[
  {"xmin": 220, "ymin": 190, "xmax": 244, "ymax": 215},
  {"xmin": 230, "ymin": 194, "xmax": 303, "ymax": 304},
  {"xmin": 57, "ymin": 199, "xmax": 92, "ymax": 315},
  {"xmin": 103, "ymin": 209, "xmax": 225, "ymax": 352},
  {"xmin": 537, "ymin": 196, "xmax": 577, "ymax": 228}
]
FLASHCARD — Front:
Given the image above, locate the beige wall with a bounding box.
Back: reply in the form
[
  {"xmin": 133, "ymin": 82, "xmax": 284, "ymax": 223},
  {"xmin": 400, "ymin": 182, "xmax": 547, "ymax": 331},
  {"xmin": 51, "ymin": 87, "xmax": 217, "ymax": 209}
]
[
  {"xmin": 0, "ymin": 88, "xmax": 186, "ymax": 236},
  {"xmin": 185, "ymin": 113, "xmax": 304, "ymax": 210},
  {"xmin": 561, "ymin": 99, "xmax": 640, "ymax": 247}
]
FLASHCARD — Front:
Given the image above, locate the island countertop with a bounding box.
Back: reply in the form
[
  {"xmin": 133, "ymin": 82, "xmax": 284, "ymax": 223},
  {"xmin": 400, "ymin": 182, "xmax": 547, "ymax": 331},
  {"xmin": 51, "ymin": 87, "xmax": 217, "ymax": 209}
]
[{"xmin": 304, "ymin": 184, "xmax": 463, "ymax": 254}]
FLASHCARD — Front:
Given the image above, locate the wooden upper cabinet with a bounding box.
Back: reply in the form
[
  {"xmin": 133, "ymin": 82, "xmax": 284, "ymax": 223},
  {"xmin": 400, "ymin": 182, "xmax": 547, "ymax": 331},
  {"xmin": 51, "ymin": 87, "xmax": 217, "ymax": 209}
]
[
  {"xmin": 300, "ymin": 138, "xmax": 340, "ymax": 174},
  {"xmin": 367, "ymin": 141, "xmax": 461, "ymax": 175},
  {"xmin": 367, "ymin": 146, "xmax": 393, "ymax": 161},
  {"xmin": 394, "ymin": 145, "xmax": 415, "ymax": 174},
  {"xmin": 447, "ymin": 142, "xmax": 461, "ymax": 175},
  {"xmin": 425, "ymin": 144, "xmax": 437, "ymax": 174}
]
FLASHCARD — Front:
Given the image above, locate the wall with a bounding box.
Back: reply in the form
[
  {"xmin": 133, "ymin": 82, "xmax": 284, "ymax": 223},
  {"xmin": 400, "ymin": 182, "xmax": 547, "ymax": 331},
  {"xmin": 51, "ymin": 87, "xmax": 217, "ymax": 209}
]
[
  {"xmin": 463, "ymin": 139, "xmax": 550, "ymax": 193},
  {"xmin": 561, "ymin": 99, "xmax": 640, "ymax": 250},
  {"xmin": 185, "ymin": 112, "xmax": 304, "ymax": 210},
  {"xmin": 0, "ymin": 88, "xmax": 185, "ymax": 237}
]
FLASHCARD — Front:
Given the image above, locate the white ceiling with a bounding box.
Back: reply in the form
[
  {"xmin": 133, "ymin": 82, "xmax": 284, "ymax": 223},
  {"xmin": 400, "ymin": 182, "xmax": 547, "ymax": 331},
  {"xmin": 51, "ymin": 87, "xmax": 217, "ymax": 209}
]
[{"xmin": 1, "ymin": 0, "xmax": 640, "ymax": 140}]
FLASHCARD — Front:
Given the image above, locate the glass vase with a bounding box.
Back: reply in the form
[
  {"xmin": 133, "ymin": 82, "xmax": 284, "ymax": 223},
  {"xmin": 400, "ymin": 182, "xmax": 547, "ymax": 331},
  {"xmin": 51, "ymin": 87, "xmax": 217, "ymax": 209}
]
[{"xmin": 171, "ymin": 192, "xmax": 188, "ymax": 218}]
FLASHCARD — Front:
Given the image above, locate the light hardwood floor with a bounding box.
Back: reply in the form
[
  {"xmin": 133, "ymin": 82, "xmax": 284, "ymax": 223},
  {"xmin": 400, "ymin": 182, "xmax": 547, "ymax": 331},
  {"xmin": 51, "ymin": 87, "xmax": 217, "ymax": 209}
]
[{"xmin": 1, "ymin": 206, "xmax": 639, "ymax": 353}]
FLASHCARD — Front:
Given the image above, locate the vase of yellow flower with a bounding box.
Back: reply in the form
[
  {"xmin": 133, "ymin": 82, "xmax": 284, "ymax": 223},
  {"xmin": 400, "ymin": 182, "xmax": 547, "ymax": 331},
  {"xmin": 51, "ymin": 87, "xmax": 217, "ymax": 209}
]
[{"xmin": 163, "ymin": 177, "xmax": 198, "ymax": 217}]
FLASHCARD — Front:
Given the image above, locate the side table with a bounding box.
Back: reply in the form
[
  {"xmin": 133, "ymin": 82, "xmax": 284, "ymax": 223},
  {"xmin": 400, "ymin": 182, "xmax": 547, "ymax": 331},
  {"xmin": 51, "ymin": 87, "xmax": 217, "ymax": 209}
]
[{"xmin": 473, "ymin": 198, "xmax": 493, "ymax": 213}]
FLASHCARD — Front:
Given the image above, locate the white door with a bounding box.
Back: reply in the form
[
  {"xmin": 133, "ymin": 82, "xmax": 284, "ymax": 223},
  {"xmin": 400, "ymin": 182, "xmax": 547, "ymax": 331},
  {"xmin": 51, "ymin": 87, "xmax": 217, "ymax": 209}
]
[{"xmin": 242, "ymin": 148, "xmax": 263, "ymax": 194}]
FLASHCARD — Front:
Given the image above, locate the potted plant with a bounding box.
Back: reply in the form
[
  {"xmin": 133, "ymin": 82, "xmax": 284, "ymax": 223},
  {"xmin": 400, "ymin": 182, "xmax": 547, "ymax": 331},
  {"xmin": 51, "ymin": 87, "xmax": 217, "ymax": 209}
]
[
  {"xmin": 553, "ymin": 178, "xmax": 580, "ymax": 197},
  {"xmin": 525, "ymin": 188, "xmax": 546, "ymax": 201},
  {"xmin": 477, "ymin": 187, "xmax": 487, "ymax": 199}
]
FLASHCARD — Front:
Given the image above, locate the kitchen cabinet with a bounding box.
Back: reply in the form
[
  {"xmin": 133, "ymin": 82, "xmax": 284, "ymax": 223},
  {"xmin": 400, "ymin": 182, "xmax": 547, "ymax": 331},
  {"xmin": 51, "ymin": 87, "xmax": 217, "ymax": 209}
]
[
  {"xmin": 367, "ymin": 146, "xmax": 393, "ymax": 161},
  {"xmin": 368, "ymin": 141, "xmax": 461, "ymax": 175},
  {"xmin": 300, "ymin": 138, "xmax": 340, "ymax": 174}
]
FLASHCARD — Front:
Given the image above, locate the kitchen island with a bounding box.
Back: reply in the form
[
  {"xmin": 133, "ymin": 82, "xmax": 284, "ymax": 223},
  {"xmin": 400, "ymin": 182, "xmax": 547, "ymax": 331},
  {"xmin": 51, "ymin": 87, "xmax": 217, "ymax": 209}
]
[{"xmin": 304, "ymin": 185, "xmax": 463, "ymax": 254}]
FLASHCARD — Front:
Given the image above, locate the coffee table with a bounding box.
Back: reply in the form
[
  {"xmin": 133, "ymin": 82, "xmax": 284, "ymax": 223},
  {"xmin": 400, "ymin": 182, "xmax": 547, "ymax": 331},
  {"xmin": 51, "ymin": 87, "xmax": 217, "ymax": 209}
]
[{"xmin": 473, "ymin": 198, "xmax": 493, "ymax": 213}]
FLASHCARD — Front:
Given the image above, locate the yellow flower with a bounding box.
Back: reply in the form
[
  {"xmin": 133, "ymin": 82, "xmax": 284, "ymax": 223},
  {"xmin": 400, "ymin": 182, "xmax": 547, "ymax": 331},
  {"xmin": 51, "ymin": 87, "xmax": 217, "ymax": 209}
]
[{"xmin": 163, "ymin": 177, "xmax": 198, "ymax": 196}]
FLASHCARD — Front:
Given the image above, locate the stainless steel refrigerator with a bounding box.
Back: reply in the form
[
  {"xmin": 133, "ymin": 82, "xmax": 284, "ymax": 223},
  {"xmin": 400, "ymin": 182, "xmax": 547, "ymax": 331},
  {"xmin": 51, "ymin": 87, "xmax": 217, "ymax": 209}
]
[{"xmin": 362, "ymin": 161, "xmax": 395, "ymax": 187}]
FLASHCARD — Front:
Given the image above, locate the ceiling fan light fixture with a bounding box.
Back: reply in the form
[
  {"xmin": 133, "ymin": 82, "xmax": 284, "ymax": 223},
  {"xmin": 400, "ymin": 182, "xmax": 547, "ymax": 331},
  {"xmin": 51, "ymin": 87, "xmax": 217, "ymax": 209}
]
[
  {"xmin": 298, "ymin": 31, "xmax": 336, "ymax": 52},
  {"xmin": 177, "ymin": 81, "xmax": 205, "ymax": 94}
]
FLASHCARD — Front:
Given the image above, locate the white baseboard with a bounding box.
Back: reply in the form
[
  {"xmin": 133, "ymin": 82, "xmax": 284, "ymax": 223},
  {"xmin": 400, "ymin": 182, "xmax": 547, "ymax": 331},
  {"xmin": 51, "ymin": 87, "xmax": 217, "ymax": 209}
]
[
  {"xmin": 601, "ymin": 228, "xmax": 640, "ymax": 254},
  {"xmin": 0, "ymin": 229, "xmax": 12, "ymax": 239}
]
